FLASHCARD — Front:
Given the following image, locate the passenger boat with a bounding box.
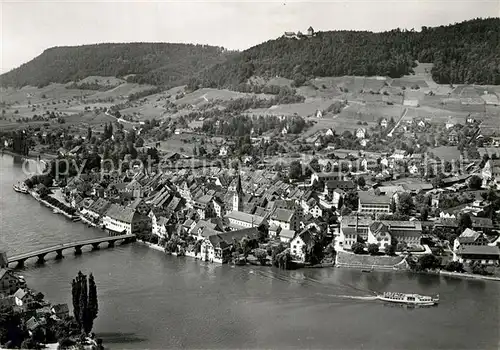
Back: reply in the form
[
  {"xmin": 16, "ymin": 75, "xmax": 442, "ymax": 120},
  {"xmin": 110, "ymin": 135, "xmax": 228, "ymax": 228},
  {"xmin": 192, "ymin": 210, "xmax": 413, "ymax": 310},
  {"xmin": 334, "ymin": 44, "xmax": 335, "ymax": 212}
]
[{"xmin": 377, "ymin": 292, "xmax": 439, "ymax": 306}]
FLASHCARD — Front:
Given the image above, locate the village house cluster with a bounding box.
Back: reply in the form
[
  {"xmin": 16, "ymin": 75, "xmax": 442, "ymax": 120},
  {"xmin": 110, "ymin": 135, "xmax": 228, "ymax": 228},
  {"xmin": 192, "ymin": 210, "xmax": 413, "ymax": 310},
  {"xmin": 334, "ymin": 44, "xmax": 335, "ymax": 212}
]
[{"xmin": 0, "ymin": 253, "xmax": 70, "ymax": 338}]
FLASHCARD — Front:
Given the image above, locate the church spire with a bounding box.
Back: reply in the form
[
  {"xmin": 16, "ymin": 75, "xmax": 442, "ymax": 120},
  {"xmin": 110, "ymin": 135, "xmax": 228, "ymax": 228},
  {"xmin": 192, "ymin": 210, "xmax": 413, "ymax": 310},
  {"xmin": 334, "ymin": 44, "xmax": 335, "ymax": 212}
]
[{"xmin": 235, "ymin": 173, "xmax": 243, "ymax": 195}]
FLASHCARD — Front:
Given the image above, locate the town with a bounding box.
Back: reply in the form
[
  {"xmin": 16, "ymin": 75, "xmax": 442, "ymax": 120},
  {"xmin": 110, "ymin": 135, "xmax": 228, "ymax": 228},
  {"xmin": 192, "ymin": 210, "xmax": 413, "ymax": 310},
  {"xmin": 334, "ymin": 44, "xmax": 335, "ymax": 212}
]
[
  {"xmin": 2, "ymin": 100, "xmax": 500, "ymax": 277},
  {"xmin": 1, "ymin": 11, "xmax": 500, "ymax": 350}
]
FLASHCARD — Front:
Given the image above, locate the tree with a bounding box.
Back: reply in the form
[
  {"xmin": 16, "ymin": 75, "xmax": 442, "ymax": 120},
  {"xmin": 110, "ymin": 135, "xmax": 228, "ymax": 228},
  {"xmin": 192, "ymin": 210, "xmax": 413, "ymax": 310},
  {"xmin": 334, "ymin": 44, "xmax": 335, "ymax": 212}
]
[
  {"xmin": 254, "ymin": 248, "xmax": 268, "ymax": 265},
  {"xmin": 367, "ymin": 244, "xmax": 379, "ymax": 255},
  {"xmin": 86, "ymin": 127, "xmax": 92, "ymax": 141},
  {"xmin": 135, "ymin": 137, "xmax": 144, "ymax": 148},
  {"xmin": 351, "ymin": 242, "xmax": 365, "ymax": 254},
  {"xmin": 458, "ymin": 213, "xmax": 472, "ymax": 233},
  {"xmin": 414, "ymin": 254, "xmax": 441, "ymax": 271},
  {"xmin": 385, "ymin": 245, "xmax": 396, "ymax": 256},
  {"xmin": 468, "ymin": 175, "xmax": 482, "ymax": 190},
  {"xmin": 420, "ymin": 206, "xmax": 429, "ymax": 221},
  {"xmin": 444, "ymin": 261, "xmax": 464, "ymax": 272},
  {"xmin": 396, "ymin": 193, "xmax": 414, "ymax": 216},
  {"xmin": 288, "ymin": 160, "xmax": 302, "ymax": 180},
  {"xmin": 357, "ymin": 176, "xmax": 366, "ymax": 188},
  {"xmin": 71, "ymin": 271, "xmax": 98, "ymax": 335}
]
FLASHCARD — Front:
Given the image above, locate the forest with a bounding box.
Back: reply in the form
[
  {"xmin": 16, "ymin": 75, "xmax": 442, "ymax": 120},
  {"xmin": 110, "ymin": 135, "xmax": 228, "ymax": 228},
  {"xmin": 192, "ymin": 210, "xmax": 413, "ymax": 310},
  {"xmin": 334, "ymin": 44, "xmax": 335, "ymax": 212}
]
[
  {"xmin": 0, "ymin": 43, "xmax": 233, "ymax": 88},
  {"xmin": 199, "ymin": 18, "xmax": 500, "ymax": 88}
]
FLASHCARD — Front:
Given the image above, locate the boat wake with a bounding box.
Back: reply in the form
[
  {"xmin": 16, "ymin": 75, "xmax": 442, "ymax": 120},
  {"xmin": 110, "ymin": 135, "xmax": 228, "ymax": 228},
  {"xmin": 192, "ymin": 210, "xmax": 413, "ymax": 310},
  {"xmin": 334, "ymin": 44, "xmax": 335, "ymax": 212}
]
[{"xmin": 333, "ymin": 295, "xmax": 378, "ymax": 301}]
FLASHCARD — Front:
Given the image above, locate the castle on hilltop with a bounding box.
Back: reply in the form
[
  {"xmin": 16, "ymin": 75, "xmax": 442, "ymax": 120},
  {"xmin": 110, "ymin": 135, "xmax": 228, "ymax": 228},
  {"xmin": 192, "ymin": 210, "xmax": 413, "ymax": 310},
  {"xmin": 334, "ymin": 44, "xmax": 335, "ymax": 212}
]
[{"xmin": 283, "ymin": 26, "xmax": 316, "ymax": 39}]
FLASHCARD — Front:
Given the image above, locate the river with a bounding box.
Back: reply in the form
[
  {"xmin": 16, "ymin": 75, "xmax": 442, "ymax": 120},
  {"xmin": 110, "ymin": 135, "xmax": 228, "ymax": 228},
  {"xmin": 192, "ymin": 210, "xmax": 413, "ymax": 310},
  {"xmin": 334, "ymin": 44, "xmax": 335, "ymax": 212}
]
[{"xmin": 0, "ymin": 154, "xmax": 499, "ymax": 349}]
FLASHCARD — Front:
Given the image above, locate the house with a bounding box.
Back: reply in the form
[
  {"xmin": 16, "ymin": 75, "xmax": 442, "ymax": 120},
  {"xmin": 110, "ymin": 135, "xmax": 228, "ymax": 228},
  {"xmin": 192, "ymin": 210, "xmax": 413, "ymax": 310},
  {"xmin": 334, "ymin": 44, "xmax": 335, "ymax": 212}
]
[
  {"xmin": 367, "ymin": 222, "xmax": 392, "ymax": 249},
  {"xmin": 269, "ymin": 208, "xmax": 300, "ymax": 232},
  {"xmin": 219, "ymin": 146, "xmax": 229, "ymax": 157},
  {"xmin": 356, "ymin": 128, "xmax": 366, "ymax": 139},
  {"xmin": 454, "ymin": 245, "xmax": 500, "ymax": 265},
  {"xmin": 339, "ymin": 216, "xmax": 421, "ymax": 249},
  {"xmin": 391, "ymin": 149, "xmax": 406, "ymax": 160},
  {"xmin": 325, "ymin": 128, "xmax": 335, "ymax": 137},
  {"xmin": 482, "ymin": 159, "xmax": 500, "ymax": 185},
  {"xmin": 193, "ymin": 194, "xmax": 214, "ymax": 220},
  {"xmin": 103, "ymin": 204, "xmax": 150, "ymax": 235},
  {"xmin": 310, "ymin": 171, "xmax": 344, "ymax": 185},
  {"xmin": 358, "ymin": 192, "xmax": 392, "ymax": 214},
  {"xmin": 13, "ymin": 288, "xmax": 33, "ymax": 307},
  {"xmin": 307, "ymin": 26, "xmax": 315, "ymax": 36},
  {"xmin": 281, "ymin": 126, "xmax": 288, "ymax": 136},
  {"xmin": 125, "ymin": 180, "xmax": 144, "ymax": 198},
  {"xmin": 445, "ymin": 117, "xmax": 455, "ymax": 130},
  {"xmin": 324, "ymin": 180, "xmax": 355, "ymax": 194},
  {"xmin": 212, "ymin": 197, "xmax": 225, "ymax": 218},
  {"xmin": 86, "ymin": 198, "xmax": 111, "ymax": 221},
  {"xmin": 316, "ymin": 110, "xmax": 323, "ymax": 118},
  {"xmin": 150, "ymin": 208, "xmax": 169, "ymax": 238},
  {"xmin": 279, "ymin": 229, "xmax": 296, "ymax": 243},
  {"xmin": 453, "ymin": 228, "xmax": 489, "ymax": 251},
  {"xmin": 68, "ymin": 145, "xmax": 84, "ymax": 157},
  {"xmin": 225, "ymin": 211, "xmax": 266, "ymax": 230},
  {"xmin": 0, "ymin": 269, "xmax": 26, "ymax": 296},
  {"xmin": 301, "ymin": 198, "xmax": 323, "ymax": 218},
  {"xmin": 448, "ymin": 130, "xmax": 459, "ymax": 144},
  {"xmin": 128, "ymin": 198, "xmax": 150, "ymax": 216},
  {"xmin": 200, "ymin": 227, "xmax": 259, "ymax": 263},
  {"xmin": 290, "ymin": 227, "xmax": 314, "ymax": 262},
  {"xmin": 51, "ymin": 304, "xmax": 69, "ymax": 319},
  {"xmin": 380, "ymin": 118, "xmax": 388, "ymax": 128}
]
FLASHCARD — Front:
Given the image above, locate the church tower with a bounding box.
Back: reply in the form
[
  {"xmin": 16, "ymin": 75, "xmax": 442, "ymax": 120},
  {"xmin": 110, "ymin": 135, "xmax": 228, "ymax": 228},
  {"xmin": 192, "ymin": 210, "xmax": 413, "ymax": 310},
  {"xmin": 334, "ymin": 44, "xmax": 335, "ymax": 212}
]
[{"xmin": 233, "ymin": 174, "xmax": 243, "ymax": 212}]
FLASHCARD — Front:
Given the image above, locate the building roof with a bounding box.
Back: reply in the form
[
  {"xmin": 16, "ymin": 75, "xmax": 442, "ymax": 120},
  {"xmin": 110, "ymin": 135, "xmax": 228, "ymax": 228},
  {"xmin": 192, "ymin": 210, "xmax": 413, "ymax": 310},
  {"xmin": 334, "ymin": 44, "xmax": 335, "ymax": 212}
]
[
  {"xmin": 457, "ymin": 228, "xmax": 483, "ymax": 244},
  {"xmin": 358, "ymin": 191, "xmax": 392, "ymax": 205},
  {"xmin": 225, "ymin": 211, "xmax": 266, "ymax": 226},
  {"xmin": 471, "ymin": 217, "xmax": 494, "ymax": 229},
  {"xmin": 271, "ymin": 208, "xmax": 295, "ymax": 223},
  {"xmin": 279, "ymin": 229, "xmax": 296, "ymax": 240},
  {"xmin": 51, "ymin": 303, "xmax": 69, "ymax": 314},
  {"xmin": 13, "ymin": 288, "xmax": 28, "ymax": 300},
  {"xmin": 456, "ymin": 245, "xmax": 500, "ymax": 256},
  {"xmin": 89, "ymin": 198, "xmax": 111, "ymax": 216},
  {"xmin": 207, "ymin": 227, "xmax": 259, "ymax": 248},
  {"xmin": 369, "ymin": 221, "xmax": 390, "ymax": 235},
  {"xmin": 105, "ymin": 204, "xmax": 137, "ymax": 224}
]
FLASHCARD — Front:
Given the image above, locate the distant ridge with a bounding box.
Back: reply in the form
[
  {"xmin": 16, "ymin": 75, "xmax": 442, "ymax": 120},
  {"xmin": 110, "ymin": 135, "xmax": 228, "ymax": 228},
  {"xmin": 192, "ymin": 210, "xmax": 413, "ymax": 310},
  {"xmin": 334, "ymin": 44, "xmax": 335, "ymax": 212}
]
[
  {"xmin": 0, "ymin": 42, "xmax": 235, "ymax": 88},
  {"xmin": 197, "ymin": 18, "xmax": 500, "ymax": 89},
  {"xmin": 2, "ymin": 18, "xmax": 499, "ymax": 89}
]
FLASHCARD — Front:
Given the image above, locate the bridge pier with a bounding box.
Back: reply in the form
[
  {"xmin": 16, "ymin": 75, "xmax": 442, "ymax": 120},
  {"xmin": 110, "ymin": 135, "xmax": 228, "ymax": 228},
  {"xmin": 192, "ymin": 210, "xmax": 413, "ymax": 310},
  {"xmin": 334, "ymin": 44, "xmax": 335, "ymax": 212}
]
[
  {"xmin": 37, "ymin": 254, "xmax": 46, "ymax": 264},
  {"xmin": 91, "ymin": 243, "xmax": 100, "ymax": 251},
  {"xmin": 74, "ymin": 246, "xmax": 82, "ymax": 255},
  {"xmin": 55, "ymin": 249, "xmax": 64, "ymax": 260},
  {"xmin": 16, "ymin": 259, "xmax": 25, "ymax": 268}
]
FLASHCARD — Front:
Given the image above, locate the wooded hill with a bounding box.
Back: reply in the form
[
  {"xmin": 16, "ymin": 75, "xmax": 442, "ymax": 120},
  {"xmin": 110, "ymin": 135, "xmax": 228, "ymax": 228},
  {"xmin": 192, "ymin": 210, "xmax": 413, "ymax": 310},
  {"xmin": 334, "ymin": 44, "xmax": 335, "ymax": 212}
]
[
  {"xmin": 0, "ymin": 43, "xmax": 233, "ymax": 88},
  {"xmin": 1, "ymin": 18, "xmax": 498, "ymax": 89},
  {"xmin": 197, "ymin": 18, "xmax": 500, "ymax": 88}
]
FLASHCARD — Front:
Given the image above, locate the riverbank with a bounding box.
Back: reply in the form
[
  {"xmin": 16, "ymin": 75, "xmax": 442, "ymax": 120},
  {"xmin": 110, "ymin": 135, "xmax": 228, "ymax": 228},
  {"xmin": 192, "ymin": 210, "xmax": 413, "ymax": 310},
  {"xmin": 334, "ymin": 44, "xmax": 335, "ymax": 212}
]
[
  {"xmin": 29, "ymin": 191, "xmax": 78, "ymax": 221},
  {"xmin": 439, "ymin": 270, "xmax": 500, "ymax": 282}
]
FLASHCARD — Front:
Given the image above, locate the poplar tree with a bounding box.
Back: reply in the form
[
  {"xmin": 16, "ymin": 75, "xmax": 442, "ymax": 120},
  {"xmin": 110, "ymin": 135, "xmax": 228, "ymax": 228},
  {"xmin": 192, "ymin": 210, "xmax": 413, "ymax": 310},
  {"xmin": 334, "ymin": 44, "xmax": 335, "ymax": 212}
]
[{"xmin": 71, "ymin": 271, "xmax": 99, "ymax": 335}]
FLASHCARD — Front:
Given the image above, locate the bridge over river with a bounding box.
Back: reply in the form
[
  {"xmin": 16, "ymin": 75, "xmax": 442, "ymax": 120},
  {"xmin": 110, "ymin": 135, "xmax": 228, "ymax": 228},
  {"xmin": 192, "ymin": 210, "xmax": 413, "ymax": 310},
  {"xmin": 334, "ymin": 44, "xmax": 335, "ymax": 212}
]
[{"xmin": 6, "ymin": 234, "xmax": 136, "ymax": 267}]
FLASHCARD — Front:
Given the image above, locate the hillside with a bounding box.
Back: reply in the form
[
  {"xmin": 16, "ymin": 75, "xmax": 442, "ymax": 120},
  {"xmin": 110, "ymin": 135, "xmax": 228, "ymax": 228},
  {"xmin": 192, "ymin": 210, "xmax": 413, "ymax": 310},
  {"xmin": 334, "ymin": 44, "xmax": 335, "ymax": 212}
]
[
  {"xmin": 198, "ymin": 18, "xmax": 500, "ymax": 89},
  {"xmin": 0, "ymin": 43, "xmax": 234, "ymax": 88}
]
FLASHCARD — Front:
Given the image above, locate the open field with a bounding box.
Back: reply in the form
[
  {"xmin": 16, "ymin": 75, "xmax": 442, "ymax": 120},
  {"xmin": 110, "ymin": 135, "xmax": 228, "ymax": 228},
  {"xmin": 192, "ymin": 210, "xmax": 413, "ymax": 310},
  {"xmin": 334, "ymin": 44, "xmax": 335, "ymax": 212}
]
[
  {"xmin": 174, "ymin": 88, "xmax": 273, "ymax": 107},
  {"xmin": 145, "ymin": 133, "xmax": 216, "ymax": 156}
]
